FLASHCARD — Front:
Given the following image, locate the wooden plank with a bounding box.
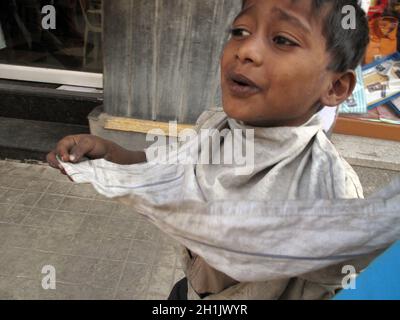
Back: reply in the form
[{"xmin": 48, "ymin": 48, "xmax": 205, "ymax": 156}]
[
  {"xmin": 334, "ymin": 117, "xmax": 400, "ymax": 142},
  {"xmin": 104, "ymin": 116, "xmax": 194, "ymax": 137}
]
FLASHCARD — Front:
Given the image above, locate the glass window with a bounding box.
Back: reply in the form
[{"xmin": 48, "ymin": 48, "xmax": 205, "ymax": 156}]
[{"xmin": 0, "ymin": 0, "xmax": 103, "ymax": 73}]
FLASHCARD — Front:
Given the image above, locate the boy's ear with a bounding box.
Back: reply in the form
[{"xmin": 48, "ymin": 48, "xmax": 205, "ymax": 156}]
[{"xmin": 320, "ymin": 70, "xmax": 356, "ymax": 107}]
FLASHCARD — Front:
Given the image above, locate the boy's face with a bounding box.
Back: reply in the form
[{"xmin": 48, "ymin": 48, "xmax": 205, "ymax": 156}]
[{"xmin": 221, "ymin": 0, "xmax": 337, "ymax": 127}]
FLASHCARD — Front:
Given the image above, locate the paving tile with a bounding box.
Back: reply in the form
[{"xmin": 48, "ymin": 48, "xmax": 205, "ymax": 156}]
[
  {"xmin": 114, "ymin": 290, "xmax": 148, "ymax": 300},
  {"xmin": 41, "ymin": 283, "xmax": 115, "ymax": 300},
  {"xmin": 47, "ymin": 181, "xmax": 73, "ymax": 195},
  {"xmin": 21, "ymin": 208, "xmax": 55, "ymax": 227},
  {"xmin": 0, "ymin": 161, "xmax": 184, "ymax": 300},
  {"xmin": 41, "ymin": 168, "xmax": 69, "ymax": 182},
  {"xmin": 49, "ymin": 212, "xmax": 85, "ymax": 234},
  {"xmin": 98, "ymin": 235, "xmax": 132, "ymax": 261},
  {"xmin": 0, "ymin": 275, "xmax": 14, "ymax": 299},
  {"xmin": 95, "ymin": 193, "xmax": 115, "ymax": 201},
  {"xmin": 34, "ymin": 230, "xmax": 73, "ymax": 254},
  {"xmin": 154, "ymin": 243, "xmax": 178, "ymax": 268},
  {"xmin": 0, "ymin": 206, "xmax": 11, "ymax": 223},
  {"xmin": 147, "ymin": 266, "xmax": 175, "ymax": 297},
  {"xmin": 0, "ymin": 189, "xmax": 23, "ymax": 205},
  {"xmin": 8, "ymin": 162, "xmax": 30, "ymax": 169},
  {"xmin": 14, "ymin": 250, "xmax": 54, "ymax": 279},
  {"xmin": 133, "ymin": 220, "xmax": 161, "ymax": 242},
  {"xmin": 127, "ymin": 240, "xmax": 158, "ymax": 265},
  {"xmin": 5, "ymin": 169, "xmax": 25, "ymax": 179},
  {"xmin": 158, "ymin": 232, "xmax": 179, "ymax": 246},
  {"xmin": 4, "ymin": 225, "xmax": 48, "ymax": 249},
  {"xmin": 0, "ymin": 203, "xmax": 9, "ymax": 213},
  {"xmin": 0, "ymin": 224, "xmax": 13, "ymax": 248},
  {"xmin": 77, "ymin": 214, "xmax": 109, "ymax": 234},
  {"xmin": 68, "ymin": 184, "xmax": 98, "ymax": 199},
  {"xmin": 0, "ymin": 205, "xmax": 31, "ymax": 224},
  {"xmin": 52, "ymin": 255, "xmax": 99, "ymax": 285},
  {"xmin": 87, "ymin": 260, "xmax": 125, "ymax": 289},
  {"xmin": 69, "ymin": 231, "xmax": 103, "ymax": 258},
  {"xmin": 112, "ymin": 204, "xmax": 143, "ymax": 221},
  {"xmin": 0, "ymin": 176, "xmax": 18, "ymax": 188},
  {"xmin": 26, "ymin": 179, "xmax": 51, "ymax": 193},
  {"xmin": 115, "ymin": 262, "xmax": 151, "ymax": 297},
  {"xmin": 17, "ymin": 192, "xmax": 43, "ymax": 207},
  {"xmin": 10, "ymin": 177, "xmax": 32, "ymax": 190},
  {"xmin": 88, "ymin": 200, "xmax": 116, "ymax": 217},
  {"xmin": 103, "ymin": 217, "xmax": 138, "ymax": 238},
  {"xmin": 0, "ymin": 277, "xmax": 43, "ymax": 300},
  {"xmin": 0, "ymin": 247, "xmax": 27, "ymax": 276},
  {"xmin": 0, "ymin": 187, "xmax": 7, "ymax": 197},
  {"xmin": 35, "ymin": 194, "xmax": 64, "ymax": 210},
  {"xmin": 37, "ymin": 283, "xmax": 65, "ymax": 300},
  {"xmin": 146, "ymin": 292, "xmax": 168, "ymax": 300},
  {"xmin": 0, "ymin": 162, "xmax": 13, "ymax": 174},
  {"xmin": 25, "ymin": 164, "xmax": 48, "ymax": 178},
  {"xmin": 58, "ymin": 197, "xmax": 93, "ymax": 213},
  {"xmin": 8, "ymin": 164, "xmax": 41, "ymax": 178}
]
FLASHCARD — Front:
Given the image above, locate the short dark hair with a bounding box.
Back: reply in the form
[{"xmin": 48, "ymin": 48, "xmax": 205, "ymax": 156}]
[
  {"xmin": 241, "ymin": 0, "xmax": 370, "ymax": 73},
  {"xmin": 312, "ymin": 0, "xmax": 370, "ymax": 72}
]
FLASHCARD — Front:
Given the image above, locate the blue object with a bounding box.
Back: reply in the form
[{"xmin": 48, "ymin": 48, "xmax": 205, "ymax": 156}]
[
  {"xmin": 387, "ymin": 100, "xmax": 400, "ymax": 116},
  {"xmin": 334, "ymin": 241, "xmax": 400, "ymax": 300}
]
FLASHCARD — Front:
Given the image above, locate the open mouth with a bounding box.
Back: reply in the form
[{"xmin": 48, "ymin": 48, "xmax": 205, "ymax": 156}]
[{"xmin": 226, "ymin": 72, "xmax": 261, "ymax": 97}]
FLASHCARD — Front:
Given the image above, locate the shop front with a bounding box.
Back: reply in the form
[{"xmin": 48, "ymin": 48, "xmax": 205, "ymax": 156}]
[
  {"xmin": 0, "ymin": 0, "xmax": 243, "ymax": 160},
  {"xmin": 0, "ymin": 0, "xmax": 104, "ymax": 160},
  {"xmin": 0, "ymin": 0, "xmax": 103, "ymax": 86}
]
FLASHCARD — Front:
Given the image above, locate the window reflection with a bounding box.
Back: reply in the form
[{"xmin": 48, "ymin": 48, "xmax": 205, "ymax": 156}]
[{"xmin": 0, "ymin": 0, "xmax": 103, "ymax": 73}]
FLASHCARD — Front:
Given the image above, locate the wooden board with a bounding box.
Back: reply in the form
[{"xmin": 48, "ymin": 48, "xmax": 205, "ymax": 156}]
[
  {"xmin": 334, "ymin": 116, "xmax": 400, "ymax": 142},
  {"xmin": 104, "ymin": 116, "xmax": 194, "ymax": 137}
]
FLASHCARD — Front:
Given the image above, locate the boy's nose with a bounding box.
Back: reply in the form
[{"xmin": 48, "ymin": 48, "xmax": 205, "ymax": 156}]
[{"xmin": 235, "ymin": 37, "xmax": 264, "ymax": 66}]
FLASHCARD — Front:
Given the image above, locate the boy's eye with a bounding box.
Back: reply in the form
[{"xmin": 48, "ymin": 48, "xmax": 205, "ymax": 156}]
[
  {"xmin": 273, "ymin": 36, "xmax": 298, "ymax": 47},
  {"xmin": 230, "ymin": 28, "xmax": 251, "ymax": 38}
]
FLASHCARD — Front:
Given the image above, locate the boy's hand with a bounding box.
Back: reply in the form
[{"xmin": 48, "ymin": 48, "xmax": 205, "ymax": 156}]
[
  {"xmin": 47, "ymin": 134, "xmax": 147, "ymax": 176},
  {"xmin": 47, "ymin": 134, "xmax": 111, "ymax": 174}
]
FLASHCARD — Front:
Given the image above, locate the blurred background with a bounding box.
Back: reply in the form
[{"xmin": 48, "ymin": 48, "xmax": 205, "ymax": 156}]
[{"xmin": 0, "ymin": 0, "xmax": 103, "ymax": 73}]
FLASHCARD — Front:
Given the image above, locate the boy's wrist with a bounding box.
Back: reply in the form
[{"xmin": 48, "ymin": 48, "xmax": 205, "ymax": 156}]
[
  {"xmin": 103, "ymin": 140, "xmax": 118, "ymax": 163},
  {"xmin": 103, "ymin": 140, "xmax": 147, "ymax": 164}
]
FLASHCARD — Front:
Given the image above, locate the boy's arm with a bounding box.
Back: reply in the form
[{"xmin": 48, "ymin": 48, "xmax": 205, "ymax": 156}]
[
  {"xmin": 105, "ymin": 140, "xmax": 147, "ymax": 165},
  {"xmin": 47, "ymin": 134, "xmax": 146, "ymax": 173}
]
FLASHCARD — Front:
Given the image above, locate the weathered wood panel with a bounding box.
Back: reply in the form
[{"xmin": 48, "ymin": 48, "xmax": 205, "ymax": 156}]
[{"xmin": 103, "ymin": 0, "xmax": 242, "ymax": 124}]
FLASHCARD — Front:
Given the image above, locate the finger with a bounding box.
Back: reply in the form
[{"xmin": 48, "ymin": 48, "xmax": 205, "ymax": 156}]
[
  {"xmin": 70, "ymin": 137, "xmax": 94, "ymax": 162},
  {"xmin": 56, "ymin": 136, "xmax": 76, "ymax": 162},
  {"xmin": 47, "ymin": 150, "xmax": 63, "ymax": 169}
]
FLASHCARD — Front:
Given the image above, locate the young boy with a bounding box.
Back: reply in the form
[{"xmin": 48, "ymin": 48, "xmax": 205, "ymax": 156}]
[{"xmin": 47, "ymin": 0, "xmax": 380, "ymax": 300}]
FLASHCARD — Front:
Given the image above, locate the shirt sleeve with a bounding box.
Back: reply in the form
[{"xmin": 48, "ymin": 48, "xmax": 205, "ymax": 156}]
[{"xmin": 59, "ymin": 158, "xmax": 400, "ymax": 282}]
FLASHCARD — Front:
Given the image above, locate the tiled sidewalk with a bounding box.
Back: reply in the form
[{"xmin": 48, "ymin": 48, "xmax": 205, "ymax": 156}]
[{"xmin": 0, "ymin": 160, "xmax": 184, "ymax": 300}]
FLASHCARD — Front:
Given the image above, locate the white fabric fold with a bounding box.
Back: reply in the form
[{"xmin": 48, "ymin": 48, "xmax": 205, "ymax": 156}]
[{"xmin": 59, "ymin": 110, "xmax": 400, "ymax": 282}]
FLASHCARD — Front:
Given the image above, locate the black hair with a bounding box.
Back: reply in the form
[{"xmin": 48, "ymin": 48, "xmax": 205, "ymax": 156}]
[
  {"xmin": 241, "ymin": 0, "xmax": 370, "ymax": 73},
  {"xmin": 312, "ymin": 0, "xmax": 370, "ymax": 72}
]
